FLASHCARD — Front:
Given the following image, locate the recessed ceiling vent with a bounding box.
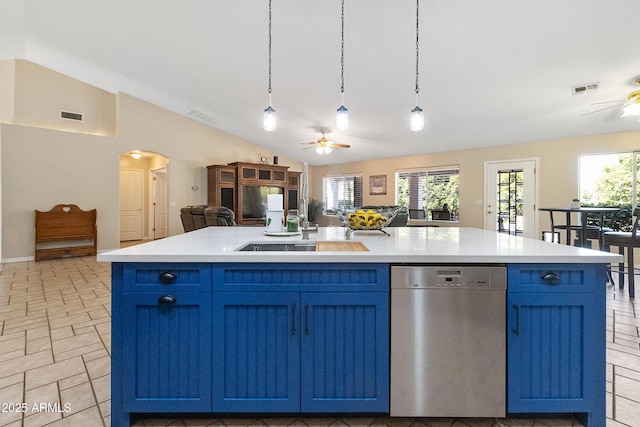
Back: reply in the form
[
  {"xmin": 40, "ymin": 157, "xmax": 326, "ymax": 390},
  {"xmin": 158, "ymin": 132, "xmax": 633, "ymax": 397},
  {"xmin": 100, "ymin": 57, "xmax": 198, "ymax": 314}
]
[
  {"xmin": 571, "ymin": 82, "xmax": 599, "ymax": 96},
  {"xmin": 60, "ymin": 110, "xmax": 83, "ymax": 121},
  {"xmin": 186, "ymin": 108, "xmax": 222, "ymax": 127}
]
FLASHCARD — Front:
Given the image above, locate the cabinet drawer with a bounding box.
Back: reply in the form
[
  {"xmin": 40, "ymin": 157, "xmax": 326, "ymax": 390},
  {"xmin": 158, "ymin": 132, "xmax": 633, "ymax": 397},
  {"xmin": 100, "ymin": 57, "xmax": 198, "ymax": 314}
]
[
  {"xmin": 508, "ymin": 263, "xmax": 603, "ymax": 293},
  {"xmin": 122, "ymin": 263, "xmax": 211, "ymax": 292},
  {"xmin": 213, "ymin": 263, "xmax": 389, "ymax": 292}
]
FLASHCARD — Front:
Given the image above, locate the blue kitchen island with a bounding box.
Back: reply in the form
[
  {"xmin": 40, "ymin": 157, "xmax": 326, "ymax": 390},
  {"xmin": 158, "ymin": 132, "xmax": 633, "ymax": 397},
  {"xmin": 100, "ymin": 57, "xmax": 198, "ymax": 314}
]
[{"xmin": 98, "ymin": 226, "xmax": 620, "ymax": 427}]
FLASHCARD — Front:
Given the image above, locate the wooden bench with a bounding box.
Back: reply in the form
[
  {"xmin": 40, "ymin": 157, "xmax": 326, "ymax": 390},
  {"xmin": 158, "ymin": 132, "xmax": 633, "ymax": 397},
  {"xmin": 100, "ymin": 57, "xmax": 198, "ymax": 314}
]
[{"xmin": 35, "ymin": 204, "xmax": 97, "ymax": 262}]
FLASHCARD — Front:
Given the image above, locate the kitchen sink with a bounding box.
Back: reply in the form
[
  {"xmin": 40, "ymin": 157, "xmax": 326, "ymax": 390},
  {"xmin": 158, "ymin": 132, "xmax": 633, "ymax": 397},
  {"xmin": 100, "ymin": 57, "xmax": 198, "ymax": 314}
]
[
  {"xmin": 235, "ymin": 241, "xmax": 370, "ymax": 252},
  {"xmin": 236, "ymin": 242, "xmax": 317, "ymax": 252}
]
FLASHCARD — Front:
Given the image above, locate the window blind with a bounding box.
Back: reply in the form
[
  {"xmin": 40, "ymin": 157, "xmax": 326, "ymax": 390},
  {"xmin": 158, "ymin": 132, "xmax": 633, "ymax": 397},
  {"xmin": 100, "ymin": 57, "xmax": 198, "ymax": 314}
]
[{"xmin": 323, "ymin": 175, "xmax": 363, "ymax": 213}]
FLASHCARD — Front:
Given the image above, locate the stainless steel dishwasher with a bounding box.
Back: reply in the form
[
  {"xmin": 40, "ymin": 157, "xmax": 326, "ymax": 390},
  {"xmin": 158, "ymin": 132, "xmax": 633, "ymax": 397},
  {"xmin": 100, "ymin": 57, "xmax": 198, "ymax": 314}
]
[{"xmin": 390, "ymin": 265, "xmax": 506, "ymax": 418}]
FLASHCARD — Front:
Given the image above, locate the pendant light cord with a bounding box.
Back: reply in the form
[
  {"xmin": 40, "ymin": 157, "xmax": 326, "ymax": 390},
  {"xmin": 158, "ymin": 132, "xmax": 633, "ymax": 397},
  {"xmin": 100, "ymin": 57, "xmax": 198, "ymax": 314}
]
[
  {"xmin": 340, "ymin": 0, "xmax": 345, "ymax": 96},
  {"xmin": 268, "ymin": 0, "xmax": 273, "ymax": 97},
  {"xmin": 415, "ymin": 0, "xmax": 420, "ymax": 97}
]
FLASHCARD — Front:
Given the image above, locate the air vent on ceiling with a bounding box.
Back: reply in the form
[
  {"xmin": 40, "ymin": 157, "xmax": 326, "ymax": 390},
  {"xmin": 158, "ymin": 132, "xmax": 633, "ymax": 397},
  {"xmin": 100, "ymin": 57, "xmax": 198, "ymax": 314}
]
[
  {"xmin": 571, "ymin": 82, "xmax": 599, "ymax": 96},
  {"xmin": 60, "ymin": 110, "xmax": 83, "ymax": 121},
  {"xmin": 186, "ymin": 108, "xmax": 222, "ymax": 127}
]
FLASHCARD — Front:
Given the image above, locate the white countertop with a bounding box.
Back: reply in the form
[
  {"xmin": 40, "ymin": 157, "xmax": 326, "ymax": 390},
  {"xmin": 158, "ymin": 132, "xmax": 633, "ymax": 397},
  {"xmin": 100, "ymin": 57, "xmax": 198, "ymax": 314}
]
[{"xmin": 97, "ymin": 226, "xmax": 621, "ymax": 264}]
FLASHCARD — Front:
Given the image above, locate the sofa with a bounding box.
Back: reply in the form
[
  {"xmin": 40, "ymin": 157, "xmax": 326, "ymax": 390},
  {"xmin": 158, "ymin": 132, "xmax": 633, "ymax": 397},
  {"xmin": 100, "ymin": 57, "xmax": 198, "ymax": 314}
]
[{"xmin": 180, "ymin": 205, "xmax": 236, "ymax": 232}]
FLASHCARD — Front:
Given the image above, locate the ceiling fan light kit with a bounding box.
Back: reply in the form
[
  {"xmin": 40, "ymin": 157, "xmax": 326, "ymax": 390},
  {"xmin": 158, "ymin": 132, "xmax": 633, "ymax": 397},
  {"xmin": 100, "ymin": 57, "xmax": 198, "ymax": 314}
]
[
  {"xmin": 621, "ymin": 90, "xmax": 640, "ymax": 117},
  {"xmin": 303, "ymin": 130, "xmax": 351, "ymax": 154}
]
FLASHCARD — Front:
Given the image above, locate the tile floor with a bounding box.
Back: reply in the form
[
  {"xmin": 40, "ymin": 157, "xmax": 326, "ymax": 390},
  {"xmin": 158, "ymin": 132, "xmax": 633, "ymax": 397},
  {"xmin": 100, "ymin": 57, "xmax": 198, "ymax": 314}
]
[{"xmin": 0, "ymin": 254, "xmax": 639, "ymax": 427}]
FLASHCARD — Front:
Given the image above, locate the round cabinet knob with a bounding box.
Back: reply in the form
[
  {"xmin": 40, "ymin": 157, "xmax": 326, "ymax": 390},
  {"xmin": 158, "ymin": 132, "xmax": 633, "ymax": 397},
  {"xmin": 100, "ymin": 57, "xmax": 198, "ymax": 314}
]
[{"xmin": 159, "ymin": 272, "xmax": 177, "ymax": 285}]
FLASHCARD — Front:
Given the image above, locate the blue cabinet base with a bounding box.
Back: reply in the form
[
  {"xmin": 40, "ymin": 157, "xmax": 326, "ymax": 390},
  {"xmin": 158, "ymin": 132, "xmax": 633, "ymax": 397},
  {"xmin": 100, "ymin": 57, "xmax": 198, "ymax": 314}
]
[{"xmin": 112, "ymin": 262, "xmax": 606, "ymax": 427}]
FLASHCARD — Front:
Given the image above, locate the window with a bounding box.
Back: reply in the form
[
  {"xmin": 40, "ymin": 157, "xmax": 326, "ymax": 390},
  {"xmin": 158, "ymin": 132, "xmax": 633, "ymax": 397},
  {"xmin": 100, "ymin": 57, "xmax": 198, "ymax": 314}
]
[
  {"xmin": 323, "ymin": 175, "xmax": 363, "ymax": 214},
  {"xmin": 396, "ymin": 167, "xmax": 459, "ymax": 220},
  {"xmin": 579, "ymin": 152, "xmax": 639, "ymax": 230}
]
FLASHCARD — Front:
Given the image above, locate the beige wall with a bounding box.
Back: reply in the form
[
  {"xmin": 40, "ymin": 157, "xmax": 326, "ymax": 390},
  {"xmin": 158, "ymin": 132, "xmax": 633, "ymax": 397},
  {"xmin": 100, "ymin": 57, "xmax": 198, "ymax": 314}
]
[
  {"xmin": 311, "ymin": 131, "xmax": 640, "ymax": 234},
  {"xmin": 0, "ymin": 60, "xmax": 303, "ymax": 261},
  {"xmin": 12, "ymin": 60, "xmax": 116, "ymax": 136},
  {"xmin": 0, "ymin": 61, "xmax": 15, "ymax": 123}
]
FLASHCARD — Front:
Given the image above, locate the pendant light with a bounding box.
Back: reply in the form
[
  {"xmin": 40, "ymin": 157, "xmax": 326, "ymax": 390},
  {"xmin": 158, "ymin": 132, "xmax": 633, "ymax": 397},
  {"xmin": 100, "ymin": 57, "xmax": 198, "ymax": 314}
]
[
  {"xmin": 336, "ymin": 0, "xmax": 349, "ymax": 131},
  {"xmin": 410, "ymin": 0, "xmax": 425, "ymax": 131},
  {"xmin": 263, "ymin": 0, "xmax": 277, "ymax": 131}
]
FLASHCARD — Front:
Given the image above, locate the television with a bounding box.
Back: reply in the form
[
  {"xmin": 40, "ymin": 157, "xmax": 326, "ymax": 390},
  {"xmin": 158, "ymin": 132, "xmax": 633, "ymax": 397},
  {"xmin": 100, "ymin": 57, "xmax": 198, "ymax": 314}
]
[{"xmin": 242, "ymin": 186, "xmax": 284, "ymax": 220}]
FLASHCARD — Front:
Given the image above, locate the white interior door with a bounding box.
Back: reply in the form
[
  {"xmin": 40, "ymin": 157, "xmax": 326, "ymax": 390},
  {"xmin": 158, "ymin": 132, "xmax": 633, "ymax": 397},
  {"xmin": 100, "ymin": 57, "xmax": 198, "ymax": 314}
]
[
  {"xmin": 120, "ymin": 168, "xmax": 144, "ymax": 241},
  {"xmin": 484, "ymin": 159, "xmax": 538, "ymax": 239},
  {"xmin": 152, "ymin": 168, "xmax": 168, "ymax": 239}
]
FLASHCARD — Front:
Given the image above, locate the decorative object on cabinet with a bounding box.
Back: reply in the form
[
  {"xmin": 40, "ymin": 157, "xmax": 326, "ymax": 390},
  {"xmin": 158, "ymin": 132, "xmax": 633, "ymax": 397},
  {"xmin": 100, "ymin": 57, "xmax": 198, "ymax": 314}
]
[
  {"xmin": 369, "ymin": 175, "xmax": 387, "ymax": 195},
  {"xmin": 34, "ymin": 204, "xmax": 97, "ymax": 261},
  {"xmin": 207, "ymin": 162, "xmax": 301, "ymax": 225}
]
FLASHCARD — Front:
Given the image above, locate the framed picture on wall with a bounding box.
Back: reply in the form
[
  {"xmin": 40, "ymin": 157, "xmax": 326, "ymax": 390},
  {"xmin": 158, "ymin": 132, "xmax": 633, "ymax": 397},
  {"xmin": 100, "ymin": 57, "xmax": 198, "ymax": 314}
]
[{"xmin": 369, "ymin": 175, "xmax": 387, "ymax": 195}]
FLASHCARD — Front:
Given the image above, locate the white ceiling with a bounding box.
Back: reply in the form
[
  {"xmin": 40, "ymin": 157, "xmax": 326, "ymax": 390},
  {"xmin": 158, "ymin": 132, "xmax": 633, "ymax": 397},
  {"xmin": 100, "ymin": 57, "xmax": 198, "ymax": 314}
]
[{"xmin": 2, "ymin": 0, "xmax": 640, "ymax": 166}]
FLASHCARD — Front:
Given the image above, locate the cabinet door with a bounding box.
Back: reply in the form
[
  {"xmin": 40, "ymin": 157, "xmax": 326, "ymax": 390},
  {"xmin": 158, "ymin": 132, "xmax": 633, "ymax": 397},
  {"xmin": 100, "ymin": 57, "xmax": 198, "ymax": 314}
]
[
  {"xmin": 212, "ymin": 292, "xmax": 301, "ymax": 413},
  {"xmin": 507, "ymin": 292, "xmax": 600, "ymax": 414},
  {"xmin": 122, "ymin": 293, "xmax": 212, "ymax": 413},
  {"xmin": 300, "ymin": 292, "xmax": 389, "ymax": 413}
]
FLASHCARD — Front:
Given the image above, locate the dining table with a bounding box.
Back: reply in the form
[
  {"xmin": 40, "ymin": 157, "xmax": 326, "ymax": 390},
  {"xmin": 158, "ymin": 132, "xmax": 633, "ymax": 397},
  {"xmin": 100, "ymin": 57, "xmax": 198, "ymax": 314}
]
[{"xmin": 538, "ymin": 206, "xmax": 620, "ymax": 248}]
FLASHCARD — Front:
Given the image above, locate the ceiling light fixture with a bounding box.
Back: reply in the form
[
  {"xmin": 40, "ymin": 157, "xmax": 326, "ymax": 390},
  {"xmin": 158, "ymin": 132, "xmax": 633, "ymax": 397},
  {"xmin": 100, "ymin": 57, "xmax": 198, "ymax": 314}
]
[
  {"xmin": 335, "ymin": 0, "xmax": 349, "ymax": 131},
  {"xmin": 316, "ymin": 144, "xmax": 333, "ymax": 155},
  {"xmin": 621, "ymin": 91, "xmax": 640, "ymax": 117},
  {"xmin": 410, "ymin": 0, "xmax": 424, "ymax": 131},
  {"xmin": 129, "ymin": 151, "xmax": 143, "ymax": 159},
  {"xmin": 263, "ymin": 0, "xmax": 276, "ymax": 132}
]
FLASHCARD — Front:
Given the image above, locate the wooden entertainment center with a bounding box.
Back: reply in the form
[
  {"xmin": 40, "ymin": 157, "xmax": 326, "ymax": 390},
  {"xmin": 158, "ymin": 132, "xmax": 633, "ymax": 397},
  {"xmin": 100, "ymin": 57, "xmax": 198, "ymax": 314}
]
[{"xmin": 207, "ymin": 162, "xmax": 301, "ymax": 225}]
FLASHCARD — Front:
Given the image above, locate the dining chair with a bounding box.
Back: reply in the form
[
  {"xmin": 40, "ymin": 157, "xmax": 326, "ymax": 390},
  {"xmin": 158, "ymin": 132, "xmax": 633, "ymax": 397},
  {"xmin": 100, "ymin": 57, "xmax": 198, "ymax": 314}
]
[{"xmin": 602, "ymin": 207, "xmax": 640, "ymax": 298}]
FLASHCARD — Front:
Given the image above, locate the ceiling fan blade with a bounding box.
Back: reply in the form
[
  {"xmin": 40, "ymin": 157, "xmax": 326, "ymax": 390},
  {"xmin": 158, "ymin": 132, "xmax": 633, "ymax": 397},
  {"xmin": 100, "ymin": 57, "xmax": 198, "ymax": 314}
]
[
  {"xmin": 581, "ymin": 103, "xmax": 626, "ymax": 116},
  {"xmin": 331, "ymin": 143, "xmax": 351, "ymax": 149},
  {"xmin": 589, "ymin": 99, "xmax": 626, "ymax": 105},
  {"xmin": 302, "ymin": 146, "xmax": 316, "ymax": 150}
]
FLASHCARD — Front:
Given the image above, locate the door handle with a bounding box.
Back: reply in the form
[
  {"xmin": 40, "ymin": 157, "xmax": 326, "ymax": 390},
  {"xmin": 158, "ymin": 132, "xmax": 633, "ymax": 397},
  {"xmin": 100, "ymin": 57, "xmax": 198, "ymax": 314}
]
[
  {"xmin": 512, "ymin": 305, "xmax": 520, "ymax": 335},
  {"xmin": 304, "ymin": 304, "xmax": 310, "ymax": 335},
  {"xmin": 291, "ymin": 304, "xmax": 297, "ymax": 335}
]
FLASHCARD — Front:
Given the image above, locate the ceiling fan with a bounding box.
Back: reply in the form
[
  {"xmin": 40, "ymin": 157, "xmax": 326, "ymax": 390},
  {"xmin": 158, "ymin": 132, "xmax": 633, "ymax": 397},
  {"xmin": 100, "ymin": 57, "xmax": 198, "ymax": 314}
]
[
  {"xmin": 301, "ymin": 130, "xmax": 351, "ymax": 154},
  {"xmin": 582, "ymin": 78, "xmax": 640, "ymax": 119}
]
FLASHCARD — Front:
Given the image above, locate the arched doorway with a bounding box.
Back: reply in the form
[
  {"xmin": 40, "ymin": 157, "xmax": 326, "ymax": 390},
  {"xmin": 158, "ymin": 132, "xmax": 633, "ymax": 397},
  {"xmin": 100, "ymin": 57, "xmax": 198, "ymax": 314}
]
[{"xmin": 119, "ymin": 150, "xmax": 170, "ymax": 242}]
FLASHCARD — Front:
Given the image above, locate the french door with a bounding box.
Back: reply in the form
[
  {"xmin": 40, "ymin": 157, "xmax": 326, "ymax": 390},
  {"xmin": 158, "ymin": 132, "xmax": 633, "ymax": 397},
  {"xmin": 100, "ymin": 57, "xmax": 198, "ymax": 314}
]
[{"xmin": 484, "ymin": 159, "xmax": 538, "ymax": 239}]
